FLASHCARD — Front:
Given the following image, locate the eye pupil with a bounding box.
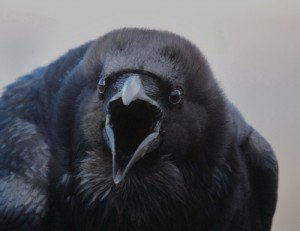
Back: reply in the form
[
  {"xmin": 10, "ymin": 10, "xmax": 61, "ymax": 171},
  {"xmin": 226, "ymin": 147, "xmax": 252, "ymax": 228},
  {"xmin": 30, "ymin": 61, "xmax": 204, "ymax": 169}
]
[
  {"xmin": 169, "ymin": 89, "xmax": 183, "ymax": 104},
  {"xmin": 98, "ymin": 78, "xmax": 106, "ymax": 94}
]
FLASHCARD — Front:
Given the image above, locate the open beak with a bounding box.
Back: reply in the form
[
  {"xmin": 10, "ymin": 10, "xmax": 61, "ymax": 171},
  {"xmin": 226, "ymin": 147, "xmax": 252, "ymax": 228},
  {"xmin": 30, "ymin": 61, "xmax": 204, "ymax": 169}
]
[{"xmin": 103, "ymin": 74, "xmax": 162, "ymax": 184}]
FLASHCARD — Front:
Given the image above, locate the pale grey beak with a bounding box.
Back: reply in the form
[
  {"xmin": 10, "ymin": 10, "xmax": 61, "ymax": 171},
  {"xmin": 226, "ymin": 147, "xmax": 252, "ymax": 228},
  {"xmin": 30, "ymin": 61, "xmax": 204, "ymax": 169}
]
[
  {"xmin": 104, "ymin": 74, "xmax": 162, "ymax": 184},
  {"xmin": 108, "ymin": 74, "xmax": 160, "ymax": 107}
]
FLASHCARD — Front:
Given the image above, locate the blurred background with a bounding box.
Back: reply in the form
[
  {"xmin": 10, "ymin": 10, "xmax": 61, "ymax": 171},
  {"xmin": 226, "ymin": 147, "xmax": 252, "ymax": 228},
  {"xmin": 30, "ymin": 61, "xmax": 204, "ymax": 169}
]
[{"xmin": 0, "ymin": 1, "xmax": 299, "ymax": 230}]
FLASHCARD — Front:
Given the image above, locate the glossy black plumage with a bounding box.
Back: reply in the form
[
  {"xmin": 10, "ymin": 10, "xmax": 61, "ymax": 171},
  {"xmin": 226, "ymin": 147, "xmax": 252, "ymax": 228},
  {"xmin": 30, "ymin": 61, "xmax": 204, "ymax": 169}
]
[{"xmin": 0, "ymin": 28, "xmax": 278, "ymax": 231}]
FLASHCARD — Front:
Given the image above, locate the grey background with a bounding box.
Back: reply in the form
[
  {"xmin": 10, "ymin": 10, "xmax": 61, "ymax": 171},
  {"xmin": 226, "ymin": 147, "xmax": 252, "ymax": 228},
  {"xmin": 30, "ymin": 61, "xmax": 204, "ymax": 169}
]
[{"xmin": 1, "ymin": 1, "xmax": 299, "ymax": 230}]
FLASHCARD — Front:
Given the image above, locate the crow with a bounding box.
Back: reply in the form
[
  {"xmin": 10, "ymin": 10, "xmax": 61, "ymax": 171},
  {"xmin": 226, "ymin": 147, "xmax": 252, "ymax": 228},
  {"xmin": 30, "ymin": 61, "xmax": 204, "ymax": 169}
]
[{"xmin": 0, "ymin": 28, "xmax": 278, "ymax": 231}]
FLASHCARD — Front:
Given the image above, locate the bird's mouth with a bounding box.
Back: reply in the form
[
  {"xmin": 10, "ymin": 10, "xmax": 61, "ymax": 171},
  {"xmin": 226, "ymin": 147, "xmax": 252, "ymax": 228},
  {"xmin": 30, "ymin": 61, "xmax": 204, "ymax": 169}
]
[{"xmin": 103, "ymin": 74, "xmax": 162, "ymax": 184}]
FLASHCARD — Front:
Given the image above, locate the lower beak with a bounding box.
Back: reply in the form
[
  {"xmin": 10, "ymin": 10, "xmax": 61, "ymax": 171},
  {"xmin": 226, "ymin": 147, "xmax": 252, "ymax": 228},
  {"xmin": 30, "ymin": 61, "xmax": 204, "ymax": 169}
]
[{"xmin": 105, "ymin": 119, "xmax": 160, "ymax": 184}]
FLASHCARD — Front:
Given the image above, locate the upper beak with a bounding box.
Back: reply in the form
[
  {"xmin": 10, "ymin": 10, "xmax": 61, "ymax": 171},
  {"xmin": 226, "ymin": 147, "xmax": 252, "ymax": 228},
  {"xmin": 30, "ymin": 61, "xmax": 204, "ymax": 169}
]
[{"xmin": 104, "ymin": 74, "xmax": 162, "ymax": 184}]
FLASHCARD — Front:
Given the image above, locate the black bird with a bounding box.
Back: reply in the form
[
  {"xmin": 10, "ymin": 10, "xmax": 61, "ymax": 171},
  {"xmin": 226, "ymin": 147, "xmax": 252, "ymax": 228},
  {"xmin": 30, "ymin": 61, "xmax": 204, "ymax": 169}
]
[{"xmin": 0, "ymin": 28, "xmax": 278, "ymax": 231}]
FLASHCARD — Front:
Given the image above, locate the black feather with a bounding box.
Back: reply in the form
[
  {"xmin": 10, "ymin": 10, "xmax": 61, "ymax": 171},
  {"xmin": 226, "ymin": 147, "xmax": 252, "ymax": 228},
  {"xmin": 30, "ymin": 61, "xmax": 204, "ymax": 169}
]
[{"xmin": 0, "ymin": 28, "xmax": 278, "ymax": 231}]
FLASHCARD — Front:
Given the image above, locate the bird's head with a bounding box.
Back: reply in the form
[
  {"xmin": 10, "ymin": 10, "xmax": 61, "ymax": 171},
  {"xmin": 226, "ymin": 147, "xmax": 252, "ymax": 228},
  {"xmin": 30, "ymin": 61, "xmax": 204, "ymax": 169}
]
[
  {"xmin": 99, "ymin": 72, "xmax": 164, "ymax": 184},
  {"xmin": 81, "ymin": 29, "xmax": 228, "ymax": 184}
]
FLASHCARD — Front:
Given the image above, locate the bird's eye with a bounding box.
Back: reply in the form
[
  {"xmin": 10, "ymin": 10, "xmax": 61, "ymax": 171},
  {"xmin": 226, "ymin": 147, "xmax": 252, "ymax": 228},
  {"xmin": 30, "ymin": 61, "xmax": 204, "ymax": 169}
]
[
  {"xmin": 169, "ymin": 89, "xmax": 183, "ymax": 104},
  {"xmin": 98, "ymin": 78, "xmax": 106, "ymax": 94}
]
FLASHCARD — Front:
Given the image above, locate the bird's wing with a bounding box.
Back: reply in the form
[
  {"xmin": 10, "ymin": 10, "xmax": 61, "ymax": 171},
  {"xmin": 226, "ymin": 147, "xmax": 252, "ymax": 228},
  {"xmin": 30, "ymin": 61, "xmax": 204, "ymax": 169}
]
[
  {"xmin": 0, "ymin": 116, "xmax": 50, "ymax": 230},
  {"xmin": 228, "ymin": 102, "xmax": 278, "ymax": 230},
  {"xmin": 242, "ymin": 129, "xmax": 278, "ymax": 230},
  {"xmin": 0, "ymin": 40, "xmax": 93, "ymax": 230}
]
